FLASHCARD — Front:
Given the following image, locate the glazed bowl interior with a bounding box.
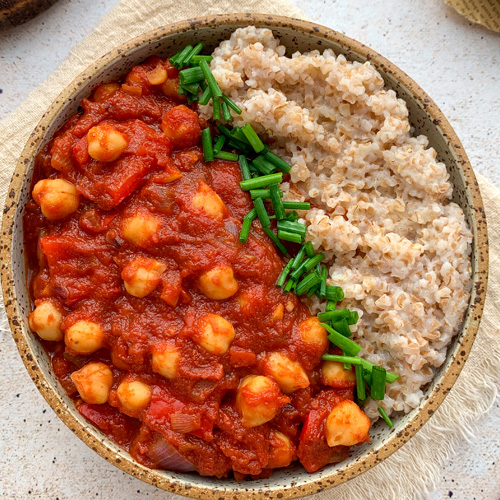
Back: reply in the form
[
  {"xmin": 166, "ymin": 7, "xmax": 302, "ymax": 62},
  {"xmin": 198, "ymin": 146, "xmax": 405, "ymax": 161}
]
[{"xmin": 2, "ymin": 14, "xmax": 487, "ymax": 499}]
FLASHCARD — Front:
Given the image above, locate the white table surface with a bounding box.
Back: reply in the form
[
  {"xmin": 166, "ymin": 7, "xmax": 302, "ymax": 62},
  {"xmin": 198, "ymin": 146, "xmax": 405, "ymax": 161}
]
[{"xmin": 0, "ymin": 1, "xmax": 499, "ymax": 499}]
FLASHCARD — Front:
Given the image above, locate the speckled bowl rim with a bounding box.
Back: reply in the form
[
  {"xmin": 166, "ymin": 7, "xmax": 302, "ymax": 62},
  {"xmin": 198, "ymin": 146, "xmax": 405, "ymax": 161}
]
[{"xmin": 1, "ymin": 13, "xmax": 488, "ymax": 500}]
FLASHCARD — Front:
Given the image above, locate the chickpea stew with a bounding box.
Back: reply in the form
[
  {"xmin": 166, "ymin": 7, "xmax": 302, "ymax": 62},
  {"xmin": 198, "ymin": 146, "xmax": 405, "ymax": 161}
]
[{"xmin": 24, "ymin": 55, "xmax": 371, "ymax": 478}]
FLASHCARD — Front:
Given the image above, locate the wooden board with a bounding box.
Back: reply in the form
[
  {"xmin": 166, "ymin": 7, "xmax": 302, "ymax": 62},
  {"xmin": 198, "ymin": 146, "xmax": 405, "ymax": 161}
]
[{"xmin": 0, "ymin": 0, "xmax": 59, "ymax": 28}]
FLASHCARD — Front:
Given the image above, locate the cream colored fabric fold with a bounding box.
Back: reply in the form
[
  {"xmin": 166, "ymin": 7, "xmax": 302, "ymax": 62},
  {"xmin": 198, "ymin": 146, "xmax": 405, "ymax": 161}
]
[{"xmin": 0, "ymin": 1, "xmax": 498, "ymax": 499}]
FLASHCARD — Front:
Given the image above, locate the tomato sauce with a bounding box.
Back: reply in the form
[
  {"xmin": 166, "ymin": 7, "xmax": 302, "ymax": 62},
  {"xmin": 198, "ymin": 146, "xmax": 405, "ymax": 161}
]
[{"xmin": 23, "ymin": 56, "xmax": 357, "ymax": 478}]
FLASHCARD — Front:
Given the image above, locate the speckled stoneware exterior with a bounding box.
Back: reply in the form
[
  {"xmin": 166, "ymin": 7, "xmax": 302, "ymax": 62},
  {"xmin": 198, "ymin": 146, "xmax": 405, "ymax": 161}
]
[{"xmin": 1, "ymin": 14, "xmax": 488, "ymax": 500}]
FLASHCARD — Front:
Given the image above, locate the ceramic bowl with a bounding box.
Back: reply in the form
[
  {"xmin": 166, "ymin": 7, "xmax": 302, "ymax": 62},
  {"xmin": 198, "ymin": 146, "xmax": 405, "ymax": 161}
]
[{"xmin": 1, "ymin": 14, "xmax": 488, "ymax": 499}]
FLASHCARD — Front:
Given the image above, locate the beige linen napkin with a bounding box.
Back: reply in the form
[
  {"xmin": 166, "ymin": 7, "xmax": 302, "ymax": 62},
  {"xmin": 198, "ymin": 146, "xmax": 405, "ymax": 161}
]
[{"xmin": 0, "ymin": 1, "xmax": 499, "ymax": 499}]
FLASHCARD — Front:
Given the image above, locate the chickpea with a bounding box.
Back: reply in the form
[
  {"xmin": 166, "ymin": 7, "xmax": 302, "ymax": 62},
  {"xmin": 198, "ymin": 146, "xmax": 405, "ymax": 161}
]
[
  {"xmin": 160, "ymin": 105, "xmax": 201, "ymax": 149},
  {"xmin": 299, "ymin": 317, "xmax": 328, "ymax": 351},
  {"xmin": 32, "ymin": 179, "xmax": 79, "ymax": 221},
  {"xmin": 261, "ymin": 352, "xmax": 310, "ymax": 394},
  {"xmin": 325, "ymin": 400, "xmax": 371, "ymax": 447},
  {"xmin": 151, "ymin": 344, "xmax": 180, "ymax": 379},
  {"xmin": 87, "ymin": 124, "xmax": 129, "ymax": 162},
  {"xmin": 198, "ymin": 265, "xmax": 238, "ymax": 300},
  {"xmin": 92, "ymin": 83, "xmax": 120, "ymax": 102},
  {"xmin": 71, "ymin": 362, "xmax": 113, "ymax": 404},
  {"xmin": 192, "ymin": 182, "xmax": 226, "ymax": 220},
  {"xmin": 321, "ymin": 361, "xmax": 356, "ymax": 388},
  {"xmin": 194, "ymin": 314, "xmax": 235, "ymax": 355},
  {"xmin": 236, "ymin": 375, "xmax": 288, "ymax": 428},
  {"xmin": 121, "ymin": 214, "xmax": 161, "ymax": 247},
  {"xmin": 116, "ymin": 378, "xmax": 152, "ymax": 412},
  {"xmin": 146, "ymin": 64, "xmax": 168, "ymax": 85},
  {"xmin": 28, "ymin": 300, "xmax": 63, "ymax": 341},
  {"xmin": 65, "ymin": 320, "xmax": 104, "ymax": 355},
  {"xmin": 267, "ymin": 430, "xmax": 296, "ymax": 468},
  {"xmin": 160, "ymin": 79, "xmax": 181, "ymax": 99},
  {"xmin": 122, "ymin": 258, "xmax": 167, "ymax": 298}
]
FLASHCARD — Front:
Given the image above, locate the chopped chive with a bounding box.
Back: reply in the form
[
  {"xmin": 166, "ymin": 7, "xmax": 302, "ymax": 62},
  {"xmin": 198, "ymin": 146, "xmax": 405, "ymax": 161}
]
[
  {"xmin": 307, "ymin": 284, "xmax": 320, "ymax": 297},
  {"xmin": 283, "ymin": 277, "xmax": 296, "ymax": 293},
  {"xmin": 240, "ymin": 173, "xmax": 283, "ymax": 191},
  {"xmin": 321, "ymin": 354, "xmax": 362, "ymax": 365},
  {"xmin": 320, "ymin": 323, "xmax": 362, "ymax": 357},
  {"xmin": 239, "ymin": 218, "xmax": 252, "ymax": 243},
  {"xmin": 358, "ymin": 359, "xmax": 399, "ymax": 383},
  {"xmin": 370, "ymin": 366, "xmax": 387, "ymax": 400},
  {"xmin": 270, "ymin": 184, "xmax": 286, "ymax": 220},
  {"xmin": 278, "ymin": 230, "xmax": 303, "ymax": 244},
  {"xmin": 355, "ymin": 364, "xmax": 366, "ymax": 400},
  {"xmin": 221, "ymin": 101, "xmax": 232, "ymax": 122},
  {"xmin": 319, "ymin": 266, "xmax": 327, "ymax": 299},
  {"xmin": 242, "ymin": 123, "xmax": 265, "ymax": 153},
  {"xmin": 317, "ymin": 309, "xmax": 351, "ymax": 322},
  {"xmin": 262, "ymin": 227, "xmax": 287, "ymax": 255},
  {"xmin": 291, "ymin": 246, "xmax": 307, "ymax": 270},
  {"xmin": 286, "ymin": 211, "xmax": 299, "ymax": 222},
  {"xmin": 277, "ymin": 220, "xmax": 307, "ymax": 237},
  {"xmin": 343, "ymin": 352, "xmax": 352, "ymax": 371},
  {"xmin": 238, "ymin": 155, "xmax": 251, "ymax": 181},
  {"xmin": 169, "ymin": 49, "xmax": 183, "ymax": 66},
  {"xmin": 221, "ymin": 94, "xmax": 242, "ymax": 115},
  {"xmin": 296, "ymin": 271, "xmax": 322, "ymax": 296},
  {"xmin": 250, "ymin": 189, "xmax": 271, "ymax": 199},
  {"xmin": 230, "ymin": 127, "xmax": 249, "ymax": 143},
  {"xmin": 263, "ymin": 151, "xmax": 291, "ymax": 174},
  {"xmin": 282, "ymin": 201, "xmax": 311, "ymax": 210},
  {"xmin": 173, "ymin": 45, "xmax": 193, "ymax": 68},
  {"xmin": 276, "ymin": 259, "xmax": 294, "ymax": 287},
  {"xmin": 180, "ymin": 82, "xmax": 201, "ymax": 95},
  {"xmin": 213, "ymin": 135, "xmax": 226, "ymax": 154},
  {"xmin": 199, "ymin": 59, "xmax": 222, "ymax": 97},
  {"xmin": 378, "ymin": 407, "xmax": 394, "ymax": 428},
  {"xmin": 363, "ymin": 370, "xmax": 372, "ymax": 387},
  {"xmin": 253, "ymin": 197, "xmax": 271, "ymax": 227},
  {"xmin": 199, "ymin": 85, "xmax": 212, "ymax": 105},
  {"xmin": 183, "ymin": 42, "xmax": 204, "ymax": 66},
  {"xmin": 333, "ymin": 318, "xmax": 352, "ymax": 338},
  {"xmin": 217, "ymin": 124, "xmax": 233, "ymax": 137},
  {"xmin": 227, "ymin": 137, "xmax": 253, "ymax": 155},
  {"xmin": 252, "ymin": 156, "xmax": 276, "ymax": 175},
  {"xmin": 191, "ymin": 55, "xmax": 213, "ymax": 64},
  {"xmin": 244, "ymin": 208, "xmax": 257, "ymax": 221},
  {"xmin": 185, "ymin": 92, "xmax": 198, "ymax": 104},
  {"xmin": 290, "ymin": 253, "xmax": 325, "ymax": 280},
  {"xmin": 325, "ymin": 300, "xmax": 337, "ymax": 312},
  {"xmin": 304, "ymin": 241, "xmax": 315, "ymax": 258},
  {"xmin": 347, "ymin": 311, "xmax": 359, "ymax": 325},
  {"xmin": 212, "ymin": 96, "xmax": 221, "ymax": 121},
  {"xmin": 325, "ymin": 286, "xmax": 344, "ymax": 302},
  {"xmin": 179, "ymin": 66, "xmax": 204, "ymax": 85},
  {"xmin": 201, "ymin": 128, "xmax": 213, "ymax": 162},
  {"xmin": 214, "ymin": 151, "xmax": 238, "ymax": 161}
]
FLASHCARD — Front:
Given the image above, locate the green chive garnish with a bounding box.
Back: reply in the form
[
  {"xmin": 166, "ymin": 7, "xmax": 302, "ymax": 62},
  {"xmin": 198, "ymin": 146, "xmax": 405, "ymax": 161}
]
[
  {"xmin": 290, "ymin": 253, "xmax": 325, "ymax": 280},
  {"xmin": 179, "ymin": 66, "xmax": 204, "ymax": 85},
  {"xmin": 180, "ymin": 82, "xmax": 201, "ymax": 95},
  {"xmin": 270, "ymin": 184, "xmax": 286, "ymax": 220},
  {"xmin": 240, "ymin": 173, "xmax": 283, "ymax": 191},
  {"xmin": 286, "ymin": 211, "xmax": 299, "ymax": 222},
  {"xmin": 242, "ymin": 123, "xmax": 265, "ymax": 153},
  {"xmin": 296, "ymin": 271, "xmax": 322, "ymax": 295},
  {"xmin": 355, "ymin": 364, "xmax": 366, "ymax": 400},
  {"xmin": 322, "ymin": 354, "xmax": 361, "ymax": 365},
  {"xmin": 214, "ymin": 151, "xmax": 238, "ymax": 161},
  {"xmin": 307, "ymin": 284, "xmax": 320, "ymax": 297},
  {"xmin": 282, "ymin": 201, "xmax": 311, "ymax": 210},
  {"xmin": 291, "ymin": 246, "xmax": 307, "ymax": 270},
  {"xmin": 283, "ymin": 277, "xmax": 296, "ymax": 293},
  {"xmin": 183, "ymin": 42, "xmax": 204, "ymax": 66},
  {"xmin": 250, "ymin": 189, "xmax": 271, "ymax": 199},
  {"xmin": 201, "ymin": 128, "xmax": 213, "ymax": 162},
  {"xmin": 221, "ymin": 101, "xmax": 232, "ymax": 122},
  {"xmin": 276, "ymin": 259, "xmax": 294, "ymax": 287},
  {"xmin": 304, "ymin": 241, "xmax": 315, "ymax": 258},
  {"xmin": 357, "ymin": 359, "xmax": 399, "ymax": 384},
  {"xmin": 213, "ymin": 135, "xmax": 226, "ymax": 154},
  {"xmin": 238, "ymin": 155, "xmax": 251, "ymax": 181},
  {"xmin": 277, "ymin": 220, "xmax": 307, "ymax": 237},
  {"xmin": 254, "ymin": 197, "xmax": 271, "ymax": 227},
  {"xmin": 244, "ymin": 208, "xmax": 257, "ymax": 221},
  {"xmin": 222, "ymin": 95, "xmax": 242, "ymax": 115},
  {"xmin": 172, "ymin": 45, "xmax": 193, "ymax": 68},
  {"xmin": 325, "ymin": 300, "xmax": 337, "ymax": 312},
  {"xmin": 370, "ymin": 366, "xmax": 387, "ymax": 400},
  {"xmin": 169, "ymin": 49, "xmax": 183, "ymax": 66},
  {"xmin": 199, "ymin": 85, "xmax": 212, "ymax": 105},
  {"xmin": 262, "ymin": 227, "xmax": 287, "ymax": 255},
  {"xmin": 333, "ymin": 318, "xmax": 352, "ymax": 338},
  {"xmin": 317, "ymin": 309, "xmax": 351, "ymax": 322},
  {"xmin": 319, "ymin": 266, "xmax": 327, "ymax": 299},
  {"xmin": 378, "ymin": 407, "xmax": 394, "ymax": 428},
  {"xmin": 278, "ymin": 230, "xmax": 303, "ymax": 244},
  {"xmin": 347, "ymin": 310, "xmax": 359, "ymax": 325},
  {"xmin": 199, "ymin": 59, "xmax": 222, "ymax": 97},
  {"xmin": 213, "ymin": 96, "xmax": 221, "ymax": 121},
  {"xmin": 263, "ymin": 151, "xmax": 291, "ymax": 174},
  {"xmin": 325, "ymin": 286, "xmax": 344, "ymax": 302},
  {"xmin": 320, "ymin": 323, "xmax": 362, "ymax": 357},
  {"xmin": 191, "ymin": 55, "xmax": 213, "ymax": 64}
]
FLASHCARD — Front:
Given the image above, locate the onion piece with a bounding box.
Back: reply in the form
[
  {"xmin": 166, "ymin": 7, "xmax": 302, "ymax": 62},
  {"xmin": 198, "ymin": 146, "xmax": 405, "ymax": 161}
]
[
  {"xmin": 170, "ymin": 413, "xmax": 201, "ymax": 433},
  {"xmin": 149, "ymin": 437, "xmax": 195, "ymax": 472}
]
